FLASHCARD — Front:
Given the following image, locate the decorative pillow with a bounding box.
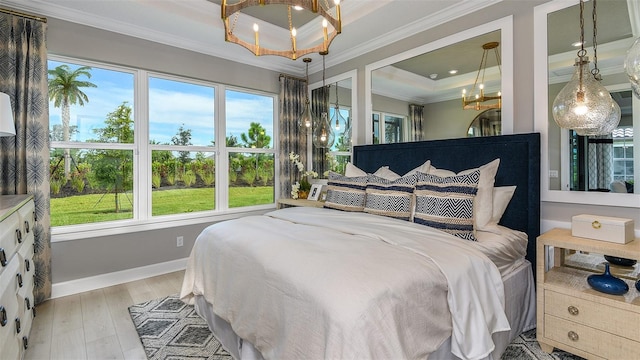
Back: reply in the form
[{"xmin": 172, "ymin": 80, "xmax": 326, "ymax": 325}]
[
  {"xmin": 364, "ymin": 174, "xmax": 417, "ymax": 220},
  {"xmin": 324, "ymin": 172, "xmax": 369, "ymax": 211},
  {"xmin": 428, "ymin": 158, "xmax": 500, "ymax": 230},
  {"xmin": 345, "ymin": 162, "xmax": 368, "ymax": 177},
  {"xmin": 404, "ymin": 160, "xmax": 431, "ymax": 176},
  {"xmin": 413, "ymin": 170, "xmax": 480, "ymax": 241},
  {"xmin": 490, "ymin": 186, "xmax": 516, "ymax": 225},
  {"xmin": 373, "ymin": 167, "xmax": 401, "ymax": 181}
]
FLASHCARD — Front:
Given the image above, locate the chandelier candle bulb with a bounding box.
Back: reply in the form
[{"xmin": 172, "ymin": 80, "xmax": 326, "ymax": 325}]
[
  {"xmin": 323, "ymin": 19, "xmax": 328, "ymax": 51},
  {"xmin": 253, "ymin": 23, "xmax": 259, "ymax": 53}
]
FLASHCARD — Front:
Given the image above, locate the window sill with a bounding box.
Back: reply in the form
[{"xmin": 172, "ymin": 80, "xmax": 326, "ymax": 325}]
[{"xmin": 51, "ymin": 204, "xmax": 276, "ymax": 242}]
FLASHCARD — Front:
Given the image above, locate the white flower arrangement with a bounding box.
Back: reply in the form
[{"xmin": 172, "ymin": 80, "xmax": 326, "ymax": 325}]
[{"xmin": 289, "ymin": 152, "xmax": 318, "ymax": 199}]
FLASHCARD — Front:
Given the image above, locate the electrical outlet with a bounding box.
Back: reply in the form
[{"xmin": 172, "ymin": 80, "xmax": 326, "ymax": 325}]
[{"xmin": 176, "ymin": 236, "xmax": 184, "ymax": 247}]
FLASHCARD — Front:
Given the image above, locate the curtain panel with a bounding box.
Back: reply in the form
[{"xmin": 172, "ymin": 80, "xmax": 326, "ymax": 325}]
[
  {"xmin": 0, "ymin": 13, "xmax": 51, "ymax": 303},
  {"xmin": 409, "ymin": 104, "xmax": 424, "ymax": 141},
  {"xmin": 278, "ymin": 76, "xmax": 307, "ymax": 199},
  {"xmin": 587, "ymin": 135, "xmax": 613, "ymax": 191}
]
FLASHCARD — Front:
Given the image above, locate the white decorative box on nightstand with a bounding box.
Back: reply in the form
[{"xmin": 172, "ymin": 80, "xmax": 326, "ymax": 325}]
[
  {"xmin": 537, "ymin": 228, "xmax": 640, "ymax": 359},
  {"xmin": 0, "ymin": 195, "xmax": 36, "ymax": 360},
  {"xmin": 572, "ymin": 214, "xmax": 634, "ymax": 244}
]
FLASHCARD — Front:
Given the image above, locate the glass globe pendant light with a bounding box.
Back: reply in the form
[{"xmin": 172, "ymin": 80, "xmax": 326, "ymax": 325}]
[
  {"xmin": 331, "ymin": 81, "xmax": 346, "ymax": 131},
  {"xmin": 552, "ymin": 56, "xmax": 616, "ymax": 136},
  {"xmin": 624, "ymin": 36, "xmax": 640, "ymax": 99},
  {"xmin": 552, "ymin": 0, "xmax": 620, "ymax": 136},
  {"xmin": 312, "ymin": 53, "xmax": 335, "ymax": 148},
  {"xmin": 299, "ymin": 58, "xmax": 313, "ymax": 128}
]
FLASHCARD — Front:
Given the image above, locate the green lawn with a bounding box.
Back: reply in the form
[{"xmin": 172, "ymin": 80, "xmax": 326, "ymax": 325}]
[{"xmin": 50, "ymin": 186, "xmax": 274, "ymax": 226}]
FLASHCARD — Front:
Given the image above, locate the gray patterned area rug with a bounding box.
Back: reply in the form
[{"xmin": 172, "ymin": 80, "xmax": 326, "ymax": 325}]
[{"xmin": 129, "ymin": 295, "xmax": 584, "ymax": 360}]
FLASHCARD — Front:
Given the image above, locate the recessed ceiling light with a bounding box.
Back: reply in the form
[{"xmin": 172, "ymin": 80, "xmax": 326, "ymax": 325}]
[
  {"xmin": 429, "ymin": 73, "xmax": 438, "ymax": 79},
  {"xmin": 448, "ymin": 70, "xmax": 458, "ymax": 75},
  {"xmin": 572, "ymin": 41, "xmax": 582, "ymax": 47},
  {"xmin": 293, "ymin": 5, "xmax": 303, "ymax": 10}
]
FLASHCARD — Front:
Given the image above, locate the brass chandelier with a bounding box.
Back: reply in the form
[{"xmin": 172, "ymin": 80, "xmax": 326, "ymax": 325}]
[
  {"xmin": 462, "ymin": 41, "xmax": 502, "ymax": 111},
  {"xmin": 221, "ymin": 0, "xmax": 342, "ymax": 61}
]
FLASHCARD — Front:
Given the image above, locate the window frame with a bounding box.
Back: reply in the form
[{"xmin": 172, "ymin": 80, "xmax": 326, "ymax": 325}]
[{"xmin": 49, "ymin": 55, "xmax": 279, "ymax": 241}]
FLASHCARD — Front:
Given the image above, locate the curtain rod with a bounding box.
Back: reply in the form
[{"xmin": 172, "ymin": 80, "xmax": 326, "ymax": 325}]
[
  {"xmin": 279, "ymin": 73, "xmax": 306, "ymax": 83},
  {"xmin": 0, "ymin": 7, "xmax": 47, "ymax": 23}
]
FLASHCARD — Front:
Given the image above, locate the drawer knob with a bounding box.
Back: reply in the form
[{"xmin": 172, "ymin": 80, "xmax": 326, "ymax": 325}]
[
  {"xmin": 0, "ymin": 306, "xmax": 6, "ymax": 326},
  {"xmin": 567, "ymin": 305, "xmax": 579, "ymax": 316},
  {"xmin": 25, "ymin": 259, "xmax": 30, "ymax": 272},
  {"xmin": 591, "ymin": 220, "xmax": 601, "ymax": 229},
  {"xmin": 16, "ymin": 228, "xmax": 22, "ymax": 243},
  {"xmin": 17, "ymin": 272, "xmax": 23, "ymax": 288},
  {"xmin": 568, "ymin": 331, "xmax": 579, "ymax": 342},
  {"xmin": 15, "ymin": 317, "xmax": 21, "ymax": 334},
  {"xmin": 24, "ymin": 220, "xmax": 30, "ymax": 233},
  {"xmin": 25, "ymin": 298, "xmax": 31, "ymax": 310},
  {"xmin": 0, "ymin": 248, "xmax": 6, "ymax": 267},
  {"xmin": 23, "ymin": 336, "xmax": 28, "ymax": 350}
]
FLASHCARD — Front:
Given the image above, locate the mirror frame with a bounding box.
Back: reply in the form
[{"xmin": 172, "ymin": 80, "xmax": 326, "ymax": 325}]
[
  {"xmin": 364, "ymin": 16, "xmax": 514, "ymax": 144},
  {"xmin": 533, "ymin": 0, "xmax": 640, "ymax": 208}
]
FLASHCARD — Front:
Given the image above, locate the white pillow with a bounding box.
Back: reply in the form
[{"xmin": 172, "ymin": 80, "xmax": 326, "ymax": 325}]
[
  {"xmin": 404, "ymin": 160, "xmax": 431, "ymax": 176},
  {"xmin": 429, "ymin": 158, "xmax": 500, "ymax": 230},
  {"xmin": 373, "ymin": 166, "xmax": 401, "ymax": 181},
  {"xmin": 491, "ymin": 186, "xmax": 516, "ymax": 224},
  {"xmin": 345, "ymin": 162, "xmax": 368, "ymax": 177}
]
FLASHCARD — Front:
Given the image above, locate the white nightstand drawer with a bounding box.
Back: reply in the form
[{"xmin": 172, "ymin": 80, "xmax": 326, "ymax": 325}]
[
  {"xmin": 545, "ymin": 290, "xmax": 640, "ymax": 341},
  {"xmin": 545, "ymin": 314, "xmax": 640, "ymax": 359}
]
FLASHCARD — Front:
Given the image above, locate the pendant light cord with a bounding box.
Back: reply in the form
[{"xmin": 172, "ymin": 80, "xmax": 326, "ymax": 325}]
[{"xmin": 591, "ymin": 0, "xmax": 601, "ymax": 80}]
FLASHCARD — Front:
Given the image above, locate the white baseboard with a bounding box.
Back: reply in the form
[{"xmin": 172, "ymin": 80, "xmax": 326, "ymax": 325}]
[{"xmin": 51, "ymin": 257, "xmax": 188, "ymax": 299}]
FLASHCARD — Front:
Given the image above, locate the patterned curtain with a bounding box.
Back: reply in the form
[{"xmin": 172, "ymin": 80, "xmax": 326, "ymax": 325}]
[
  {"xmin": 278, "ymin": 76, "xmax": 307, "ymax": 199},
  {"xmin": 0, "ymin": 13, "xmax": 51, "ymax": 303},
  {"xmin": 311, "ymin": 86, "xmax": 330, "ymax": 176},
  {"xmin": 409, "ymin": 104, "xmax": 424, "ymax": 141},
  {"xmin": 587, "ymin": 135, "xmax": 613, "ymax": 191}
]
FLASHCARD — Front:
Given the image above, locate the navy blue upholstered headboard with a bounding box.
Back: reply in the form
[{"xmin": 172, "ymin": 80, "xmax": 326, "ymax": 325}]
[{"xmin": 352, "ymin": 133, "xmax": 540, "ymax": 269}]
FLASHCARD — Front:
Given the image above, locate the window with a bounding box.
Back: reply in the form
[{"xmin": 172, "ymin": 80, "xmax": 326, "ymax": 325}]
[
  {"xmin": 226, "ymin": 89, "xmax": 276, "ymax": 208},
  {"xmin": 149, "ymin": 76, "xmax": 216, "ymax": 216},
  {"xmin": 49, "ymin": 60, "xmax": 135, "ymax": 226},
  {"xmin": 372, "ymin": 112, "xmax": 407, "ymax": 144},
  {"xmin": 612, "ymin": 127, "xmax": 634, "ymax": 182},
  {"xmin": 48, "ymin": 57, "xmax": 277, "ymax": 231}
]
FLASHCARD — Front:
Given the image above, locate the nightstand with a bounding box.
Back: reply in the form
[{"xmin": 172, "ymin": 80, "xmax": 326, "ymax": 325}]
[
  {"xmin": 276, "ymin": 198, "xmax": 325, "ymax": 209},
  {"xmin": 536, "ymin": 228, "xmax": 640, "ymax": 359}
]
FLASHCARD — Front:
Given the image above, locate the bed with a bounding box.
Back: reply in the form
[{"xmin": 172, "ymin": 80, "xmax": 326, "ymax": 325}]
[{"xmin": 180, "ymin": 133, "xmax": 540, "ymax": 360}]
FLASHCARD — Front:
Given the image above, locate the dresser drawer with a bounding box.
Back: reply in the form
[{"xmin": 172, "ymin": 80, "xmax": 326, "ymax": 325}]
[
  {"xmin": 0, "ymin": 259, "xmax": 20, "ymax": 348},
  {"xmin": 17, "ymin": 201, "xmax": 35, "ymax": 239},
  {"xmin": 545, "ymin": 290, "xmax": 640, "ymax": 341},
  {"xmin": 545, "ymin": 314, "xmax": 640, "ymax": 359},
  {"xmin": 0, "ymin": 211, "xmax": 20, "ymax": 273}
]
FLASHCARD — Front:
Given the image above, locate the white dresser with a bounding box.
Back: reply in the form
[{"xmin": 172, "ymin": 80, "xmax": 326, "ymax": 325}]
[{"xmin": 0, "ymin": 195, "xmax": 36, "ymax": 360}]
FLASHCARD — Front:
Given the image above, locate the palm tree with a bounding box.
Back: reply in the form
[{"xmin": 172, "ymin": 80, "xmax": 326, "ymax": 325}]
[{"xmin": 48, "ymin": 65, "xmax": 97, "ymax": 178}]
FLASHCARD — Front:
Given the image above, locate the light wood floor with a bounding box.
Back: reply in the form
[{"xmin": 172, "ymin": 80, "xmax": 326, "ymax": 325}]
[{"xmin": 24, "ymin": 270, "xmax": 185, "ymax": 360}]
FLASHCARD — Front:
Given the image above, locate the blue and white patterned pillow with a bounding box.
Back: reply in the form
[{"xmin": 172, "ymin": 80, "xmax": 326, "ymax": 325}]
[
  {"xmin": 324, "ymin": 172, "xmax": 369, "ymax": 211},
  {"xmin": 364, "ymin": 174, "xmax": 416, "ymax": 220},
  {"xmin": 413, "ymin": 170, "xmax": 480, "ymax": 241}
]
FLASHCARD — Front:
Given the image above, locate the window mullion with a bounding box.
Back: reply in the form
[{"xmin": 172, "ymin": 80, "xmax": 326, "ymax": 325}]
[
  {"xmin": 137, "ymin": 70, "xmax": 150, "ymax": 221},
  {"xmin": 217, "ymin": 84, "xmax": 228, "ymax": 211}
]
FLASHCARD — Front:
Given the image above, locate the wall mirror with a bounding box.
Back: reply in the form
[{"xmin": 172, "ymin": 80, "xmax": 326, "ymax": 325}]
[
  {"xmin": 309, "ymin": 69, "xmax": 357, "ymax": 177},
  {"xmin": 364, "ymin": 17, "xmax": 514, "ymax": 144},
  {"xmin": 534, "ymin": 0, "xmax": 640, "ymax": 208}
]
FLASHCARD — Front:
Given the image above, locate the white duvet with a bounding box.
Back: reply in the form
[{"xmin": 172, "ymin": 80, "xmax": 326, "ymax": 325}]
[{"xmin": 180, "ymin": 207, "xmax": 511, "ymax": 360}]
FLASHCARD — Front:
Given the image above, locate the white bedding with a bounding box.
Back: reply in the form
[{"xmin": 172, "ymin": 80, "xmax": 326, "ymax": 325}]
[{"xmin": 180, "ymin": 207, "xmax": 515, "ymax": 360}]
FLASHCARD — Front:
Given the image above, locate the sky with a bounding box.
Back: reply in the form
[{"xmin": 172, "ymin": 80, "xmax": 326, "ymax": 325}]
[{"xmin": 48, "ymin": 60, "xmax": 275, "ymax": 147}]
